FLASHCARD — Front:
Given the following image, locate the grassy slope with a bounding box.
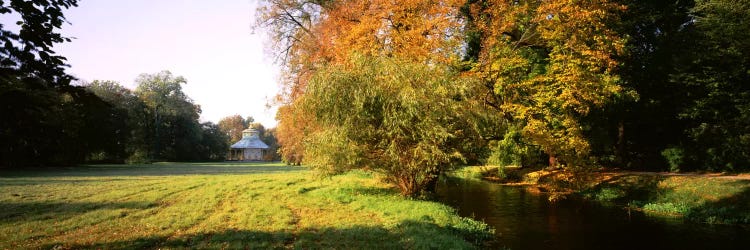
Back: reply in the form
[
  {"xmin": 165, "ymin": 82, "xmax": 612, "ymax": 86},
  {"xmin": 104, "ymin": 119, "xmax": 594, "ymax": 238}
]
[
  {"xmin": 0, "ymin": 162, "xmax": 492, "ymax": 249},
  {"xmin": 583, "ymin": 174, "xmax": 750, "ymax": 224}
]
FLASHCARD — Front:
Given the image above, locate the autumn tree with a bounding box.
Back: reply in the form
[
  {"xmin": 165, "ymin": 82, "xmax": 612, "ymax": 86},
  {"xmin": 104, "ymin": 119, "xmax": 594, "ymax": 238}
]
[
  {"xmin": 218, "ymin": 115, "xmax": 248, "ymax": 144},
  {"xmin": 257, "ymin": 0, "xmax": 466, "ymax": 165},
  {"xmin": 469, "ymin": 0, "xmax": 627, "ymax": 168}
]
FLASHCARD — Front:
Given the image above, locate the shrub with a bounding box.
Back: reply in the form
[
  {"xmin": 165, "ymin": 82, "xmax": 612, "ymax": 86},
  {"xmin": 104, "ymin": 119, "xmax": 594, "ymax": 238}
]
[{"xmin": 661, "ymin": 147, "xmax": 684, "ymax": 172}]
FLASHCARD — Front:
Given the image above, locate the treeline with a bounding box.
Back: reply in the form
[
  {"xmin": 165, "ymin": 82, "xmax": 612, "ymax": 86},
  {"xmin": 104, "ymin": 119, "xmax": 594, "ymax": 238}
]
[
  {"xmin": 258, "ymin": 0, "xmax": 749, "ymax": 195},
  {"xmin": 83, "ymin": 73, "xmax": 229, "ymax": 164},
  {"xmin": 0, "ymin": 1, "xmax": 277, "ymax": 167}
]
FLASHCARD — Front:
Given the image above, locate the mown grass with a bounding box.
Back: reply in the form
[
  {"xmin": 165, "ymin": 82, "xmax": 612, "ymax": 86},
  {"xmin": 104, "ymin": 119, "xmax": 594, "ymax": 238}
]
[{"xmin": 0, "ymin": 162, "xmax": 492, "ymax": 249}]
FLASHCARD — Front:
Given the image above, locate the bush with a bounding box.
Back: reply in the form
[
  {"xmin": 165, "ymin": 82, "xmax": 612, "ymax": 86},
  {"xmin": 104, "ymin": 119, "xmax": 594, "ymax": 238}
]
[{"xmin": 661, "ymin": 147, "xmax": 684, "ymax": 172}]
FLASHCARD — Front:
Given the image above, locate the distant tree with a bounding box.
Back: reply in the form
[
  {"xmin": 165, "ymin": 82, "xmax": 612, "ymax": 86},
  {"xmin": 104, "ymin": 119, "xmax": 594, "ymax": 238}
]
[
  {"xmin": 198, "ymin": 122, "xmax": 229, "ymax": 161},
  {"xmin": 218, "ymin": 115, "xmax": 247, "ymax": 144},
  {"xmin": 85, "ymin": 80, "xmax": 150, "ymax": 162},
  {"xmin": 262, "ymin": 127, "xmax": 281, "ymax": 161},
  {"xmin": 134, "ymin": 71, "xmax": 207, "ymax": 161}
]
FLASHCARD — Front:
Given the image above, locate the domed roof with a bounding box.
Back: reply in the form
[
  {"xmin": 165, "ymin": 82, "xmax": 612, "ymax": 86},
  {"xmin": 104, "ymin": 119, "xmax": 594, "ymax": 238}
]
[{"xmin": 230, "ymin": 128, "xmax": 269, "ymax": 149}]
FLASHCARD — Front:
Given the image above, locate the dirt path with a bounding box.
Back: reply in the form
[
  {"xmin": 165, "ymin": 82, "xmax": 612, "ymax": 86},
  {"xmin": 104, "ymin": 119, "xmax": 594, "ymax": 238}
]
[{"xmin": 600, "ymin": 171, "xmax": 750, "ymax": 180}]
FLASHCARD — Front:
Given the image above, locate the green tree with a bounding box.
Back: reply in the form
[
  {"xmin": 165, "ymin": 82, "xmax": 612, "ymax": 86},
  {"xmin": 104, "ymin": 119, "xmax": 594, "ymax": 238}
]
[
  {"xmin": 134, "ymin": 71, "xmax": 208, "ymax": 161},
  {"xmin": 85, "ymin": 80, "xmax": 151, "ymax": 162},
  {"xmin": 672, "ymin": 0, "xmax": 750, "ymax": 170},
  {"xmin": 301, "ymin": 55, "xmax": 478, "ymax": 196},
  {"xmin": 0, "ymin": 0, "xmax": 119, "ymax": 167},
  {"xmin": 1, "ymin": 0, "xmax": 78, "ymax": 85}
]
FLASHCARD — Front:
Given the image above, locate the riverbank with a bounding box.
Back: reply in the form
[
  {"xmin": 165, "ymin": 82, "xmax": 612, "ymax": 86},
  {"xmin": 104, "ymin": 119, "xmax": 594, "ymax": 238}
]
[
  {"xmin": 451, "ymin": 166, "xmax": 750, "ymax": 224},
  {"xmin": 0, "ymin": 162, "xmax": 493, "ymax": 249}
]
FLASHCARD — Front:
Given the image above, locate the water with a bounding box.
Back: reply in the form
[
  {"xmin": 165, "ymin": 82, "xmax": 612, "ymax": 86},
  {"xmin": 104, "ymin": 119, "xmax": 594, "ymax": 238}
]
[{"xmin": 436, "ymin": 178, "xmax": 750, "ymax": 250}]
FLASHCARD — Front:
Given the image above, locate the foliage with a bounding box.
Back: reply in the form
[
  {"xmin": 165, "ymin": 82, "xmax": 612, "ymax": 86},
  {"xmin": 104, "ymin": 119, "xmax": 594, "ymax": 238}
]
[
  {"xmin": 257, "ymin": 0, "xmax": 469, "ymax": 167},
  {"xmin": 671, "ymin": 0, "xmax": 750, "ymax": 170},
  {"xmin": 132, "ymin": 71, "xmax": 227, "ymax": 161},
  {"xmin": 217, "ymin": 114, "xmax": 247, "ymax": 144},
  {"xmin": 275, "ymin": 103, "xmax": 316, "ymax": 165},
  {"xmin": 0, "ymin": 0, "xmax": 107, "ymax": 167},
  {"xmin": 487, "ymin": 126, "xmax": 541, "ymax": 168},
  {"xmin": 0, "ymin": 162, "xmax": 492, "ymax": 248},
  {"xmin": 300, "ymin": 55, "xmax": 477, "ymax": 196},
  {"xmin": 85, "ymin": 76, "xmax": 228, "ymax": 163},
  {"xmin": 469, "ymin": 0, "xmax": 627, "ymax": 168},
  {"xmin": 85, "ymin": 80, "xmax": 150, "ymax": 162},
  {"xmin": 0, "ymin": 0, "xmax": 78, "ymax": 84},
  {"xmin": 0, "ymin": 78, "xmax": 116, "ymax": 167},
  {"xmin": 661, "ymin": 147, "xmax": 684, "ymax": 172}
]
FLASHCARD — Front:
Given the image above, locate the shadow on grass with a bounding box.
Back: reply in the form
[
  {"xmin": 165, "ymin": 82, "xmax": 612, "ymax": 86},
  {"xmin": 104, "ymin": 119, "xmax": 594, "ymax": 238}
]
[
  {"xmin": 0, "ymin": 162, "xmax": 306, "ymax": 178},
  {"xmin": 684, "ymin": 180, "xmax": 750, "ymax": 224},
  {"xmin": 39, "ymin": 220, "xmax": 488, "ymax": 249},
  {"xmin": 583, "ymin": 175, "xmax": 750, "ymax": 224},
  {"xmin": 581, "ymin": 174, "xmax": 665, "ymax": 203},
  {"xmin": 0, "ymin": 200, "xmax": 154, "ymax": 223}
]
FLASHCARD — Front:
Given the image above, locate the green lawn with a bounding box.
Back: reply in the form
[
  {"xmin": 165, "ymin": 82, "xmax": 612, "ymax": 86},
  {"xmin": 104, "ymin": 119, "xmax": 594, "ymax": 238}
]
[{"xmin": 0, "ymin": 162, "xmax": 492, "ymax": 249}]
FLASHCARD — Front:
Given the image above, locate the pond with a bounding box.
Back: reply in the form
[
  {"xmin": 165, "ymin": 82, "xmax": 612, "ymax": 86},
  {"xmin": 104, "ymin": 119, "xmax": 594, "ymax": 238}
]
[{"xmin": 436, "ymin": 178, "xmax": 750, "ymax": 250}]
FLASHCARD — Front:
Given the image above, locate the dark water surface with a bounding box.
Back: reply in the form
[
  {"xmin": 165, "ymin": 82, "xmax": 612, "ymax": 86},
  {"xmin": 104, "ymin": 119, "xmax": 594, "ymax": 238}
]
[{"xmin": 436, "ymin": 178, "xmax": 750, "ymax": 250}]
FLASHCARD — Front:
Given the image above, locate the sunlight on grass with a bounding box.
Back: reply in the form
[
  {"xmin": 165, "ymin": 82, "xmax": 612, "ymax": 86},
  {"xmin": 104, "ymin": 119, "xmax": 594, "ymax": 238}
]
[{"xmin": 0, "ymin": 162, "xmax": 491, "ymax": 249}]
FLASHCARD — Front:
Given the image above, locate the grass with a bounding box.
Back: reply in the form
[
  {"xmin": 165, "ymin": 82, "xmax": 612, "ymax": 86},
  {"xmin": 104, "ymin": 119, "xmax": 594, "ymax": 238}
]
[
  {"xmin": 583, "ymin": 175, "xmax": 750, "ymax": 224},
  {"xmin": 0, "ymin": 162, "xmax": 493, "ymax": 249}
]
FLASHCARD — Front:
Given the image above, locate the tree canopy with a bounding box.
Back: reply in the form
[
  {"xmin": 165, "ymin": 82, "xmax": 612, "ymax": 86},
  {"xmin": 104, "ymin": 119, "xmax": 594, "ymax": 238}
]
[{"xmin": 258, "ymin": 0, "xmax": 750, "ymax": 196}]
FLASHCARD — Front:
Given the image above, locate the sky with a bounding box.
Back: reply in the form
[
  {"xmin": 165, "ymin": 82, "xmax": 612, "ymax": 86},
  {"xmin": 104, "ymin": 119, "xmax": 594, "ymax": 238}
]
[{"xmin": 47, "ymin": 0, "xmax": 280, "ymax": 127}]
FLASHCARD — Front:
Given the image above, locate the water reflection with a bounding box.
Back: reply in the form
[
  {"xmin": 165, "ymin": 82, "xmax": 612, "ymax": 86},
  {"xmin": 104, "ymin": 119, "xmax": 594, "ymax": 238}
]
[{"xmin": 436, "ymin": 178, "xmax": 750, "ymax": 250}]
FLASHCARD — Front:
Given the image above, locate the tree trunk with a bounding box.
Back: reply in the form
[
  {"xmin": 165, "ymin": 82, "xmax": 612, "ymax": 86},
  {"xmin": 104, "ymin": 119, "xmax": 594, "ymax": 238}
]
[{"xmin": 615, "ymin": 119, "xmax": 626, "ymax": 167}]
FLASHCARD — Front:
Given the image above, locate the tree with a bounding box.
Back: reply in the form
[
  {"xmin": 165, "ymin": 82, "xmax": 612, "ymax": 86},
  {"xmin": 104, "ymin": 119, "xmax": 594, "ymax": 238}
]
[
  {"xmin": 0, "ymin": 0, "xmax": 121, "ymax": 167},
  {"xmin": 257, "ymin": 0, "xmax": 466, "ymax": 166},
  {"xmin": 198, "ymin": 122, "xmax": 230, "ymax": 161},
  {"xmin": 671, "ymin": 0, "xmax": 750, "ymax": 170},
  {"xmin": 218, "ymin": 115, "xmax": 248, "ymax": 144},
  {"xmin": 470, "ymin": 0, "xmax": 627, "ymax": 168},
  {"xmin": 85, "ymin": 80, "xmax": 150, "ymax": 162},
  {"xmin": 262, "ymin": 127, "xmax": 281, "ymax": 161},
  {"xmin": 0, "ymin": 0, "xmax": 78, "ymax": 85},
  {"xmin": 134, "ymin": 71, "xmax": 205, "ymax": 161},
  {"xmin": 301, "ymin": 55, "xmax": 477, "ymax": 196}
]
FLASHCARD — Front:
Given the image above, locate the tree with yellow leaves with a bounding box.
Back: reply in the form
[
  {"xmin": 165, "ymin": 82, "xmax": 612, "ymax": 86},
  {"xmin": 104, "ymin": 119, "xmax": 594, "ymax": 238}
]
[{"xmin": 469, "ymin": 0, "xmax": 627, "ymax": 167}]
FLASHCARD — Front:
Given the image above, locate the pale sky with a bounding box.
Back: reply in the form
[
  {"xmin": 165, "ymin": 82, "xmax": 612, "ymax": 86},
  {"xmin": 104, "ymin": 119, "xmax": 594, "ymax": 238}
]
[{"xmin": 50, "ymin": 0, "xmax": 280, "ymax": 127}]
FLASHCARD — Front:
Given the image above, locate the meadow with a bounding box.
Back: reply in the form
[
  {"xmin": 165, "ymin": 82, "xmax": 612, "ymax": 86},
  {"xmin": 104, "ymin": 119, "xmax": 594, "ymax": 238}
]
[{"xmin": 0, "ymin": 162, "xmax": 492, "ymax": 249}]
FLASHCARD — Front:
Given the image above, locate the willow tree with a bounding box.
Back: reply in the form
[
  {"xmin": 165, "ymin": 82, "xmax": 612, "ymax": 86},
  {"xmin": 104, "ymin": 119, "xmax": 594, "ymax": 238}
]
[
  {"xmin": 257, "ymin": 0, "xmax": 467, "ymax": 166},
  {"xmin": 471, "ymin": 0, "xmax": 627, "ymax": 167},
  {"xmin": 302, "ymin": 55, "xmax": 477, "ymax": 196}
]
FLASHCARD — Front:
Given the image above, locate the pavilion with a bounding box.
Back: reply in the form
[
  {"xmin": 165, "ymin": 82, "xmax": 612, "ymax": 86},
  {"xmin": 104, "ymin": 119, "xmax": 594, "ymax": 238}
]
[{"xmin": 228, "ymin": 128, "xmax": 269, "ymax": 161}]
